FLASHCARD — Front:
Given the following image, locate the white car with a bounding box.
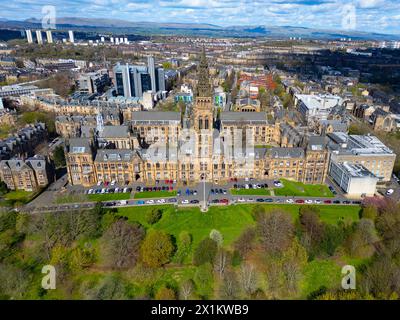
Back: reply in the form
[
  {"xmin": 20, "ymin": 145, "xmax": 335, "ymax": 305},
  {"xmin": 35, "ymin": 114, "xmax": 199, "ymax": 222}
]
[
  {"xmin": 253, "ymin": 184, "xmax": 257, "ymax": 189},
  {"xmin": 237, "ymin": 198, "xmax": 246, "ymax": 203},
  {"xmin": 111, "ymin": 180, "xmax": 116, "ymax": 186},
  {"xmin": 101, "ymin": 188, "xmax": 106, "ymax": 194},
  {"xmin": 305, "ymin": 199, "xmax": 313, "ymax": 204},
  {"xmin": 314, "ymin": 199, "xmax": 322, "ymax": 204},
  {"xmin": 157, "ymin": 199, "xmax": 166, "ymax": 204},
  {"xmin": 181, "ymin": 199, "xmax": 189, "ymax": 204},
  {"xmin": 245, "ymin": 184, "xmax": 250, "ymax": 189},
  {"xmin": 119, "ymin": 200, "xmax": 127, "ymax": 206},
  {"xmin": 123, "ymin": 187, "xmax": 128, "ymax": 193},
  {"xmin": 247, "ymin": 198, "xmax": 255, "ymax": 202},
  {"xmin": 115, "ymin": 187, "xmax": 119, "ymax": 193},
  {"xmin": 386, "ymin": 189, "xmax": 394, "ymax": 196},
  {"xmin": 88, "ymin": 189, "xmax": 94, "ymax": 194},
  {"xmin": 97, "ymin": 181, "xmax": 102, "ymax": 186},
  {"xmin": 146, "ymin": 200, "xmax": 155, "ymax": 204},
  {"xmin": 286, "ymin": 199, "xmax": 294, "ymax": 204}
]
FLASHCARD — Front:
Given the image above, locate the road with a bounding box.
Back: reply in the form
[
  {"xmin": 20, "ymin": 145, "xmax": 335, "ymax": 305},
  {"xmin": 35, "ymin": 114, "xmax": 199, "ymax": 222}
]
[{"xmin": 24, "ymin": 178, "xmax": 365, "ymax": 214}]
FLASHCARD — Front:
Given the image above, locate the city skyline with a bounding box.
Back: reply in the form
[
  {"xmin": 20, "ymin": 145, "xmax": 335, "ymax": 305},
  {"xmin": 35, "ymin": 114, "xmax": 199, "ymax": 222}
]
[{"xmin": 1, "ymin": 0, "xmax": 400, "ymax": 35}]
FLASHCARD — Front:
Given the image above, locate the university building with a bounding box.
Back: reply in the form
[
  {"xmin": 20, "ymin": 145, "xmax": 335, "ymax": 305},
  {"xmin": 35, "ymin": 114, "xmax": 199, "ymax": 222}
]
[{"xmin": 66, "ymin": 49, "xmax": 332, "ymax": 187}]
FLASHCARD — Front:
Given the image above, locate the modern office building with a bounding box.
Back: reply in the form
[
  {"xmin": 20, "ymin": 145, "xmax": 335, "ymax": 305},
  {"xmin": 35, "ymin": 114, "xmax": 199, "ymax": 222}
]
[
  {"xmin": 113, "ymin": 60, "xmax": 166, "ymax": 98},
  {"xmin": 329, "ymin": 161, "xmax": 378, "ymax": 197},
  {"xmin": 26, "ymin": 30, "xmax": 33, "ymax": 43},
  {"xmin": 36, "ymin": 30, "xmax": 43, "ymax": 45},
  {"xmin": 77, "ymin": 70, "xmax": 110, "ymax": 94},
  {"xmin": 148, "ymin": 56, "xmax": 156, "ymax": 93},
  {"xmin": 46, "ymin": 30, "xmax": 53, "ymax": 44},
  {"xmin": 328, "ymin": 132, "xmax": 396, "ymax": 182},
  {"xmin": 68, "ymin": 30, "xmax": 74, "ymax": 43}
]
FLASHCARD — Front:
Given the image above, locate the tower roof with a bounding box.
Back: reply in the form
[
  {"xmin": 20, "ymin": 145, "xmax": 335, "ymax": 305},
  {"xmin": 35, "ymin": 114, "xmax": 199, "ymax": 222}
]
[{"xmin": 196, "ymin": 47, "xmax": 212, "ymax": 97}]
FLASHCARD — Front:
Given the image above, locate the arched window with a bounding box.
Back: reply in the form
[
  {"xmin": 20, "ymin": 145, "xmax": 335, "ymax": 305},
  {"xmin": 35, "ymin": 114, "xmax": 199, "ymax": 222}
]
[
  {"xmin": 204, "ymin": 118, "xmax": 209, "ymax": 129},
  {"xmin": 198, "ymin": 118, "xmax": 203, "ymax": 129}
]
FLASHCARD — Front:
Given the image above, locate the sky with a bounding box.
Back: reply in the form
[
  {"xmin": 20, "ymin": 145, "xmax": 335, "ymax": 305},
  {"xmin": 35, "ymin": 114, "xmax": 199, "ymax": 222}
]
[{"xmin": 1, "ymin": 0, "xmax": 400, "ymax": 34}]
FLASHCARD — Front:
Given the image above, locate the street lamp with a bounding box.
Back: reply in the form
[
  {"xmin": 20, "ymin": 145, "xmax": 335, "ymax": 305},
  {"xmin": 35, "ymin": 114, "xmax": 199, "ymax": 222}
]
[{"xmin": 201, "ymin": 173, "xmax": 207, "ymax": 212}]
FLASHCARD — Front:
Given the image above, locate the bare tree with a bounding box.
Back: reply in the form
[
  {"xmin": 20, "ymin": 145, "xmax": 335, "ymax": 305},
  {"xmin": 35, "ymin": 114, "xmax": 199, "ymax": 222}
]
[
  {"xmin": 234, "ymin": 227, "xmax": 256, "ymax": 258},
  {"xmin": 257, "ymin": 210, "xmax": 294, "ymax": 254},
  {"xmin": 214, "ymin": 249, "xmax": 230, "ymax": 279},
  {"xmin": 238, "ymin": 263, "xmax": 258, "ymax": 297},
  {"xmin": 101, "ymin": 220, "xmax": 144, "ymax": 269},
  {"xmin": 219, "ymin": 269, "xmax": 239, "ymax": 300},
  {"xmin": 180, "ymin": 279, "xmax": 194, "ymax": 300}
]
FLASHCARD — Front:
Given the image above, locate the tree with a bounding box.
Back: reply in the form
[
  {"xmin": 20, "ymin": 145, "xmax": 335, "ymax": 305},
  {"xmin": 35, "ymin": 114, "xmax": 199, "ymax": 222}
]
[
  {"xmin": 209, "ymin": 229, "xmax": 223, "ymax": 247},
  {"xmin": 298, "ymin": 207, "xmax": 324, "ymax": 255},
  {"xmin": 53, "ymin": 146, "xmax": 66, "ymax": 168},
  {"xmin": 194, "ymin": 263, "xmax": 214, "ymax": 299},
  {"xmin": 101, "ymin": 220, "xmax": 144, "ymax": 269},
  {"xmin": 175, "ymin": 231, "xmax": 192, "ymax": 264},
  {"xmin": 238, "ymin": 263, "xmax": 258, "ymax": 297},
  {"xmin": 360, "ymin": 205, "xmax": 378, "ymax": 221},
  {"xmin": 234, "ymin": 227, "xmax": 256, "ymax": 258},
  {"xmin": 346, "ymin": 218, "xmax": 378, "ymax": 258},
  {"xmin": 219, "ymin": 269, "xmax": 239, "ymax": 299},
  {"xmin": 214, "ymin": 248, "xmax": 230, "ymax": 279},
  {"xmin": 155, "ymin": 286, "xmax": 176, "ymax": 300},
  {"xmin": 257, "ymin": 210, "xmax": 294, "ymax": 254},
  {"xmin": 82, "ymin": 275, "xmax": 128, "ymax": 300},
  {"xmin": 193, "ymin": 237, "xmax": 218, "ymax": 266},
  {"xmin": 145, "ymin": 208, "xmax": 162, "ymax": 225},
  {"xmin": 141, "ymin": 230, "xmax": 174, "ymax": 268},
  {"xmin": 180, "ymin": 279, "xmax": 194, "ymax": 300},
  {"xmin": 0, "ymin": 181, "xmax": 9, "ymax": 195},
  {"xmin": 281, "ymin": 239, "xmax": 308, "ymax": 295}
]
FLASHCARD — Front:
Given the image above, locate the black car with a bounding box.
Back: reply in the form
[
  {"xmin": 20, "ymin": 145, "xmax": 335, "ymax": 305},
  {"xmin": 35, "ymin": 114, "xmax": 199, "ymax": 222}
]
[
  {"xmin": 256, "ymin": 198, "xmax": 265, "ymax": 202},
  {"xmin": 342, "ymin": 200, "xmax": 351, "ymax": 204},
  {"xmin": 352, "ymin": 201, "xmax": 362, "ymax": 205},
  {"xmin": 333, "ymin": 200, "xmax": 341, "ymax": 204},
  {"xmin": 212, "ymin": 199, "xmax": 220, "ymax": 204},
  {"xmin": 190, "ymin": 199, "xmax": 199, "ymax": 204},
  {"xmin": 265, "ymin": 198, "xmax": 273, "ymax": 203},
  {"xmin": 233, "ymin": 184, "xmax": 238, "ymax": 189},
  {"xmin": 136, "ymin": 186, "xmax": 141, "ymax": 192}
]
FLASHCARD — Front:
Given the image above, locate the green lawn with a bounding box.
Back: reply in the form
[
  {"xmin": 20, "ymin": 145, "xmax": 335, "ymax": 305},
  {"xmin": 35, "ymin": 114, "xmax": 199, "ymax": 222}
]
[
  {"xmin": 117, "ymin": 204, "xmax": 360, "ymax": 251},
  {"xmin": 231, "ymin": 188, "xmax": 270, "ymax": 196},
  {"xmin": 88, "ymin": 193, "xmax": 131, "ymax": 202},
  {"xmin": 300, "ymin": 259, "xmax": 342, "ymax": 298},
  {"xmin": 134, "ymin": 190, "xmax": 177, "ymax": 199},
  {"xmin": 0, "ymin": 190, "xmax": 37, "ymax": 206},
  {"xmin": 274, "ymin": 179, "xmax": 334, "ymax": 198}
]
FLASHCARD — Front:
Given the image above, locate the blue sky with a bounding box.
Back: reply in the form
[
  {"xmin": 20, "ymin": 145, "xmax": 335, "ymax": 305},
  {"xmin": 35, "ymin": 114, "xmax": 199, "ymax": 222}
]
[{"xmin": 1, "ymin": 0, "xmax": 400, "ymax": 34}]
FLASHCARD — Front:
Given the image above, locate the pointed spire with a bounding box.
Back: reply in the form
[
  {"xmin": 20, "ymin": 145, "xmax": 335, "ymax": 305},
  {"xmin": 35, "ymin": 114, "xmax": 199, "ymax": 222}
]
[{"xmin": 196, "ymin": 46, "xmax": 211, "ymax": 97}]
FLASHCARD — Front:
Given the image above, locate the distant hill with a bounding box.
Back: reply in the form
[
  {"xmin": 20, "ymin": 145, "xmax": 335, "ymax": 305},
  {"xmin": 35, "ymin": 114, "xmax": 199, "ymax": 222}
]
[{"xmin": 1, "ymin": 17, "xmax": 399, "ymax": 40}]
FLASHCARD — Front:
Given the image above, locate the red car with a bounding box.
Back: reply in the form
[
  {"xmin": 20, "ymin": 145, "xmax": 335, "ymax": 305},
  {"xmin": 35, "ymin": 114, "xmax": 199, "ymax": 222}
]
[
  {"xmin": 324, "ymin": 200, "xmax": 332, "ymax": 204},
  {"xmin": 295, "ymin": 199, "xmax": 305, "ymax": 204},
  {"xmin": 219, "ymin": 199, "xmax": 229, "ymax": 205}
]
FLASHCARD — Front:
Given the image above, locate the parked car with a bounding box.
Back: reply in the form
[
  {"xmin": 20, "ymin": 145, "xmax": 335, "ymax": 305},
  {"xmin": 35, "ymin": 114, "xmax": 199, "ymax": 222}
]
[
  {"xmin": 324, "ymin": 200, "xmax": 332, "ymax": 204},
  {"xmin": 295, "ymin": 199, "xmax": 305, "ymax": 204},
  {"xmin": 386, "ymin": 189, "xmax": 394, "ymax": 196},
  {"xmin": 342, "ymin": 200, "xmax": 351, "ymax": 204},
  {"xmin": 305, "ymin": 200, "xmax": 313, "ymax": 204},
  {"xmin": 190, "ymin": 199, "xmax": 199, "ymax": 204},
  {"xmin": 157, "ymin": 199, "xmax": 166, "ymax": 204},
  {"xmin": 314, "ymin": 199, "xmax": 322, "ymax": 204},
  {"xmin": 265, "ymin": 198, "xmax": 274, "ymax": 203},
  {"xmin": 256, "ymin": 198, "xmax": 265, "ymax": 203},
  {"xmin": 168, "ymin": 198, "xmax": 177, "ymax": 203},
  {"xmin": 237, "ymin": 198, "xmax": 246, "ymax": 203},
  {"xmin": 286, "ymin": 199, "xmax": 294, "ymax": 204},
  {"xmin": 181, "ymin": 200, "xmax": 189, "ymax": 204},
  {"xmin": 146, "ymin": 200, "xmax": 154, "ymax": 204},
  {"xmin": 137, "ymin": 200, "xmax": 145, "ymax": 205},
  {"xmin": 333, "ymin": 200, "xmax": 341, "ymax": 204}
]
